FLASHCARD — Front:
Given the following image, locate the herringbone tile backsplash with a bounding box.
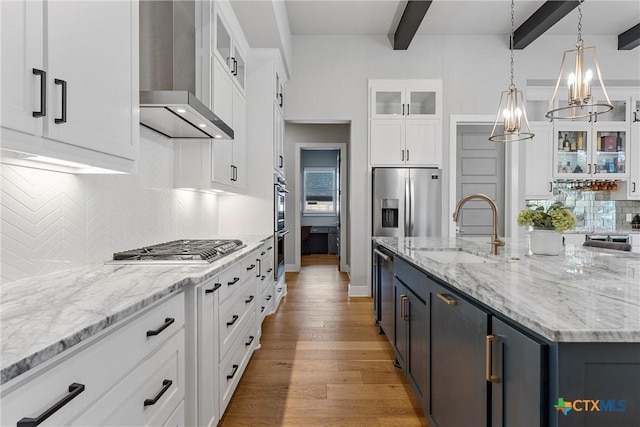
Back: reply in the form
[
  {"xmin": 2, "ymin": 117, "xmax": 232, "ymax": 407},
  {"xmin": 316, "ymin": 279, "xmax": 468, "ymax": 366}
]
[{"xmin": 0, "ymin": 129, "xmax": 219, "ymax": 284}]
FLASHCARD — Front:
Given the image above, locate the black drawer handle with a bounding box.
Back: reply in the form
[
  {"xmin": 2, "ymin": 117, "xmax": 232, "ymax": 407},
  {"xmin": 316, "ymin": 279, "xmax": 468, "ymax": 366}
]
[
  {"xmin": 227, "ymin": 364, "xmax": 239, "ymax": 380},
  {"xmin": 17, "ymin": 382, "xmax": 85, "ymax": 427},
  {"xmin": 245, "ymin": 335, "xmax": 255, "ymax": 346},
  {"xmin": 261, "ymin": 306, "xmax": 265, "ymax": 312},
  {"xmin": 143, "ymin": 379, "xmax": 172, "ymax": 407},
  {"xmin": 261, "ymin": 275, "xmax": 266, "ymax": 281},
  {"xmin": 205, "ymin": 283, "xmax": 222, "ymax": 294},
  {"xmin": 246, "ymin": 264, "xmax": 256, "ymax": 271},
  {"xmin": 261, "ymin": 251, "xmax": 266, "ymax": 256},
  {"xmin": 267, "ymin": 246, "xmax": 273, "ymax": 250},
  {"xmin": 228, "ymin": 277, "xmax": 240, "ymax": 286},
  {"xmin": 146, "ymin": 317, "xmax": 175, "ymax": 337},
  {"xmin": 266, "ymin": 268, "xmax": 273, "ymax": 273},
  {"xmin": 277, "ymin": 287, "xmax": 282, "ymax": 292},
  {"xmin": 226, "ymin": 315, "xmax": 239, "ymax": 327},
  {"xmin": 266, "ymin": 295, "xmax": 272, "ymax": 301},
  {"xmin": 245, "ymin": 295, "xmax": 254, "ymax": 304},
  {"xmin": 54, "ymin": 78, "xmax": 67, "ymax": 124},
  {"xmin": 32, "ymin": 68, "xmax": 46, "ymax": 118}
]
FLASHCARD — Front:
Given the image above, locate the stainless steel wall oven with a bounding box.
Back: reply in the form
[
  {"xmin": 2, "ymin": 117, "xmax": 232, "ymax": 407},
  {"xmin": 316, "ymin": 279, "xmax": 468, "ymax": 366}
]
[{"xmin": 275, "ymin": 175, "xmax": 288, "ymax": 282}]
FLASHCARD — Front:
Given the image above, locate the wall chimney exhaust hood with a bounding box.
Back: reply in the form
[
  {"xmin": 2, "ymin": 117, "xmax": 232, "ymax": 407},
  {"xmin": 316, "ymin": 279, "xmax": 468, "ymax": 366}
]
[{"xmin": 139, "ymin": 0, "xmax": 233, "ymax": 140}]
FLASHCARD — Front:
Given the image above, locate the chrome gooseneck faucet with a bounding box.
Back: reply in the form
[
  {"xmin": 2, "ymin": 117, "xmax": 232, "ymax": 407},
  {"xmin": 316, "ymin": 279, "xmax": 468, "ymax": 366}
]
[{"xmin": 452, "ymin": 194, "xmax": 505, "ymax": 255}]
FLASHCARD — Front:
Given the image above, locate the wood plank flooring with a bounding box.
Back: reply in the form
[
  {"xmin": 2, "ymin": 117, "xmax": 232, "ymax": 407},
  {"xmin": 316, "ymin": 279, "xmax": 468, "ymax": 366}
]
[{"xmin": 219, "ymin": 254, "xmax": 428, "ymax": 426}]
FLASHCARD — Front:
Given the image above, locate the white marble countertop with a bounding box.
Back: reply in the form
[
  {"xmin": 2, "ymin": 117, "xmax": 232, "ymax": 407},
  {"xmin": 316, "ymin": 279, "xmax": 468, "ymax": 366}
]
[
  {"xmin": 0, "ymin": 234, "xmax": 273, "ymax": 385},
  {"xmin": 374, "ymin": 236, "xmax": 640, "ymax": 343}
]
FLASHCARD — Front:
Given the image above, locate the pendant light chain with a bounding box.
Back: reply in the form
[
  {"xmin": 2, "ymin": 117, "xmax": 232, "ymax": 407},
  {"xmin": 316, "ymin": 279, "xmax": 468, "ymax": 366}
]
[
  {"xmin": 509, "ymin": 0, "xmax": 515, "ymax": 89},
  {"xmin": 576, "ymin": 0, "xmax": 583, "ymax": 46}
]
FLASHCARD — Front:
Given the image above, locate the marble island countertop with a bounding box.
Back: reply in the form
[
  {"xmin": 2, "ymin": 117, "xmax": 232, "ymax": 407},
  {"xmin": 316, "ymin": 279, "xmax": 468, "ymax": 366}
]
[
  {"xmin": 374, "ymin": 236, "xmax": 640, "ymax": 344},
  {"xmin": 0, "ymin": 234, "xmax": 273, "ymax": 385}
]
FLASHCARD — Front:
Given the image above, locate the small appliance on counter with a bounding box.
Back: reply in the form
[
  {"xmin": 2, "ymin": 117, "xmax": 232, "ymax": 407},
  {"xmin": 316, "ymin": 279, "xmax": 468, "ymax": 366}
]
[
  {"xmin": 111, "ymin": 239, "xmax": 245, "ymax": 264},
  {"xmin": 632, "ymin": 214, "xmax": 640, "ymax": 230}
]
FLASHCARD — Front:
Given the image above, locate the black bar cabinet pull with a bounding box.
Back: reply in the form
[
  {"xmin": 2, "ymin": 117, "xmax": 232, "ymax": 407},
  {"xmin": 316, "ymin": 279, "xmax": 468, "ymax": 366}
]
[
  {"xmin": 143, "ymin": 379, "xmax": 172, "ymax": 406},
  {"xmin": 279, "ymin": 155, "xmax": 283, "ymax": 168},
  {"xmin": 232, "ymin": 58, "xmax": 238, "ymax": 76},
  {"xmin": 548, "ymin": 182, "xmax": 553, "ymax": 192},
  {"xmin": 247, "ymin": 264, "xmax": 255, "ymax": 271},
  {"xmin": 633, "ymin": 182, "xmax": 636, "ymax": 193},
  {"xmin": 261, "ymin": 275, "xmax": 266, "ymax": 281},
  {"xmin": 32, "ymin": 69, "xmax": 46, "ymax": 118},
  {"xmin": 261, "ymin": 306, "xmax": 265, "ymax": 312},
  {"xmin": 278, "ymin": 93, "xmax": 283, "ymax": 108},
  {"xmin": 17, "ymin": 383, "xmax": 85, "ymax": 427},
  {"xmin": 245, "ymin": 295, "xmax": 254, "ymax": 304},
  {"xmin": 226, "ymin": 315, "xmax": 239, "ymax": 327},
  {"xmin": 267, "ymin": 268, "xmax": 273, "ymax": 273},
  {"xmin": 266, "ymin": 295, "xmax": 272, "ymax": 301},
  {"xmin": 402, "ymin": 104, "xmax": 405, "ymax": 115},
  {"xmin": 228, "ymin": 277, "xmax": 240, "ymax": 286},
  {"xmin": 245, "ymin": 336, "xmax": 255, "ymax": 346},
  {"xmin": 146, "ymin": 317, "xmax": 175, "ymax": 337},
  {"xmin": 267, "ymin": 246, "xmax": 273, "ymax": 250},
  {"xmin": 54, "ymin": 79, "xmax": 67, "ymax": 124},
  {"xmin": 226, "ymin": 364, "xmax": 239, "ymax": 380},
  {"xmin": 401, "ymin": 150, "xmax": 404, "ymax": 161},
  {"xmin": 205, "ymin": 282, "xmax": 222, "ymax": 294},
  {"xmin": 406, "ymin": 149, "xmax": 410, "ymax": 161},
  {"xmin": 260, "ymin": 251, "xmax": 266, "ymax": 256}
]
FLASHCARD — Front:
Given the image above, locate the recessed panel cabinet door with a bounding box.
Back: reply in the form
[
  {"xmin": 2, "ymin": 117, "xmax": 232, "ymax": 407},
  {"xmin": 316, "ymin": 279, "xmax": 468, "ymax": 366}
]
[
  {"xmin": 405, "ymin": 120, "xmax": 438, "ymax": 166},
  {"xmin": 491, "ymin": 318, "xmax": 547, "ymax": 427},
  {"xmin": 45, "ymin": 0, "xmax": 135, "ymax": 160},
  {"xmin": 1, "ymin": 0, "xmax": 44, "ymax": 137},
  {"xmin": 430, "ymin": 285, "xmax": 489, "ymax": 427},
  {"xmin": 393, "ymin": 279, "xmax": 408, "ymax": 368},
  {"xmin": 525, "ymin": 124, "xmax": 554, "ymax": 199},
  {"xmin": 370, "ymin": 120, "xmax": 404, "ymax": 165}
]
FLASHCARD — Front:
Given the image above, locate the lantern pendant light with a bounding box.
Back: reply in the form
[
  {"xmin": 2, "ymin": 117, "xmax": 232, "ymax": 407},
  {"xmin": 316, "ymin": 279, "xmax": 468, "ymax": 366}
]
[
  {"xmin": 545, "ymin": 0, "xmax": 613, "ymax": 121},
  {"xmin": 489, "ymin": 0, "xmax": 534, "ymax": 143}
]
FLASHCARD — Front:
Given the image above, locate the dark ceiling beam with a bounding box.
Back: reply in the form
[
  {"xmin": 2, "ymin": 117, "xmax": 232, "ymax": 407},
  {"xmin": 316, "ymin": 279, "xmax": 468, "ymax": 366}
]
[
  {"xmin": 513, "ymin": 1, "xmax": 579, "ymax": 50},
  {"xmin": 618, "ymin": 23, "xmax": 640, "ymax": 50},
  {"xmin": 393, "ymin": 1, "xmax": 433, "ymax": 50}
]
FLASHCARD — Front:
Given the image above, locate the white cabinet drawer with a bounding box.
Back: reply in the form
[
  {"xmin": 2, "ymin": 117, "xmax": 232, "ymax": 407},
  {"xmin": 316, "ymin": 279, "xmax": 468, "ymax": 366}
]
[
  {"xmin": 163, "ymin": 400, "xmax": 185, "ymax": 427},
  {"xmin": 217, "ymin": 263, "xmax": 243, "ymax": 304},
  {"xmin": 219, "ymin": 313, "xmax": 255, "ymax": 415},
  {"xmin": 1, "ymin": 293, "xmax": 184, "ymax": 427},
  {"xmin": 219, "ymin": 282, "xmax": 256, "ymax": 361},
  {"xmin": 71, "ymin": 329, "xmax": 185, "ymax": 426}
]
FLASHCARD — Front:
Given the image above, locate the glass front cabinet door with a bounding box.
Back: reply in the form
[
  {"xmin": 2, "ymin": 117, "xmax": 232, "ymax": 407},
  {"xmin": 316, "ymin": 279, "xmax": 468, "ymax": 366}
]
[
  {"xmin": 553, "ymin": 125, "xmax": 629, "ymax": 178},
  {"xmin": 370, "ymin": 84, "xmax": 440, "ymax": 119}
]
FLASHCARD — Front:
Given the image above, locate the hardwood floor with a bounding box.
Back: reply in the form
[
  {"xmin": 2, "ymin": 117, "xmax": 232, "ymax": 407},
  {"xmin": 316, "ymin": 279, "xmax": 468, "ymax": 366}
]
[{"xmin": 219, "ymin": 254, "xmax": 428, "ymax": 426}]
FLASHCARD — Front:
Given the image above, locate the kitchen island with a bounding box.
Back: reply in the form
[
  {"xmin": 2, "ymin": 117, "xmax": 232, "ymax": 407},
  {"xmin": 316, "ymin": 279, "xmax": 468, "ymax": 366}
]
[{"xmin": 373, "ymin": 236, "xmax": 640, "ymax": 427}]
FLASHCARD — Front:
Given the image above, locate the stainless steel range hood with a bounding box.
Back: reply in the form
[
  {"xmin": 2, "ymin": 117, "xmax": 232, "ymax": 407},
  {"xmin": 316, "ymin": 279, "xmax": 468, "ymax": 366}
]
[{"xmin": 139, "ymin": 0, "xmax": 233, "ymax": 139}]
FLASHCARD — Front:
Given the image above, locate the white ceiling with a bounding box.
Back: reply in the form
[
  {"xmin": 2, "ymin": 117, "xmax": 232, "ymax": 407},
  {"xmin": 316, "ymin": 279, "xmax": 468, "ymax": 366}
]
[{"xmin": 277, "ymin": 0, "xmax": 639, "ymax": 38}]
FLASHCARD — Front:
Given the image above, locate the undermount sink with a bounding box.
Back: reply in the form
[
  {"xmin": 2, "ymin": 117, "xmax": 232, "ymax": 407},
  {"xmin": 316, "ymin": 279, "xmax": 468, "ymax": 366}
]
[{"xmin": 421, "ymin": 250, "xmax": 498, "ymax": 264}]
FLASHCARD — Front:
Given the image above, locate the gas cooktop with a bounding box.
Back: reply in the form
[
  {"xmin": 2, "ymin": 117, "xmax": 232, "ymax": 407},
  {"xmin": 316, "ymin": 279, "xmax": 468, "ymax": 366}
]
[{"xmin": 111, "ymin": 239, "xmax": 245, "ymax": 264}]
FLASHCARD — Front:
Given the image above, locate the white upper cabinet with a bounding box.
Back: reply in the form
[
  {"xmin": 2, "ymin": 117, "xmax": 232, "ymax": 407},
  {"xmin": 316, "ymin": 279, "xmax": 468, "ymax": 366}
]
[
  {"xmin": 369, "ymin": 80, "xmax": 442, "ymax": 167},
  {"xmin": 524, "ymin": 124, "xmax": 554, "ymax": 199},
  {"xmin": 213, "ymin": 8, "xmax": 246, "ymax": 93},
  {"xmin": 1, "ymin": 0, "xmax": 138, "ymax": 173},
  {"xmin": 628, "ymin": 95, "xmax": 640, "ymax": 199}
]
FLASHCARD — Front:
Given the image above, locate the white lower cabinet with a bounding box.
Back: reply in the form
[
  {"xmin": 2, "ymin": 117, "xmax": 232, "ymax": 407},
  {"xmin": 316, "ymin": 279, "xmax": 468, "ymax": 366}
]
[
  {"xmin": 196, "ymin": 280, "xmax": 220, "ymax": 427},
  {"xmin": 1, "ymin": 293, "xmax": 185, "ymax": 427},
  {"xmin": 71, "ymin": 330, "xmax": 185, "ymax": 427}
]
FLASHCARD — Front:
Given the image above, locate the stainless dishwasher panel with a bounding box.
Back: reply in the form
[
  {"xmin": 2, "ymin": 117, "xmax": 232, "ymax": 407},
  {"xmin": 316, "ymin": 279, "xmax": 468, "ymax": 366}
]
[{"xmin": 374, "ymin": 246, "xmax": 394, "ymax": 339}]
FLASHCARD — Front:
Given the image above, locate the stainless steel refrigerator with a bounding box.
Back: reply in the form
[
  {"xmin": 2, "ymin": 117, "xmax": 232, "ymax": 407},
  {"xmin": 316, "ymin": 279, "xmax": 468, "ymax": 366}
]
[{"xmin": 372, "ymin": 168, "xmax": 442, "ymax": 238}]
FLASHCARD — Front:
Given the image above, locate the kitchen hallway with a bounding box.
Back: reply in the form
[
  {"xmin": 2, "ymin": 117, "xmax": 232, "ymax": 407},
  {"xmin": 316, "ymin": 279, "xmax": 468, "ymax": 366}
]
[{"xmin": 219, "ymin": 255, "xmax": 427, "ymax": 426}]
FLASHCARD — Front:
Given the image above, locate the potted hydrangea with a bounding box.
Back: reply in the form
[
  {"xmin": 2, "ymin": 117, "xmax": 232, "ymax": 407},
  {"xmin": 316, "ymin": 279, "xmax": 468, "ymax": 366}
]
[{"xmin": 517, "ymin": 202, "xmax": 577, "ymax": 255}]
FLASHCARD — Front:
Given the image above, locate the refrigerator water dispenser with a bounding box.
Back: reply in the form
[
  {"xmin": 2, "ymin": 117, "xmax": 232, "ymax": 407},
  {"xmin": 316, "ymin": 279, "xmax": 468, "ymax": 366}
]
[{"xmin": 381, "ymin": 199, "xmax": 399, "ymax": 228}]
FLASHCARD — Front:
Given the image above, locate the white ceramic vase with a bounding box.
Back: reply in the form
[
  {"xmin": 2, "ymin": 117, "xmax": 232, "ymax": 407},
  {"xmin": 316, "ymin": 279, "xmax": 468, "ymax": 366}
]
[{"xmin": 529, "ymin": 229, "xmax": 563, "ymax": 256}]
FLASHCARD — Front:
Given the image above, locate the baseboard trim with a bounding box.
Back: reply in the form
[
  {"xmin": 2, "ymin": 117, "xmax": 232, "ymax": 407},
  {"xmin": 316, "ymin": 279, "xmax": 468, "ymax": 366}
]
[{"xmin": 348, "ymin": 284, "xmax": 370, "ymax": 297}]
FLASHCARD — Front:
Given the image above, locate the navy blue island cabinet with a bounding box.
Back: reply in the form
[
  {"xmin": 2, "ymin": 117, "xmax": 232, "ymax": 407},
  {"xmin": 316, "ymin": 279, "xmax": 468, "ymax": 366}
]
[{"xmin": 379, "ymin": 249, "xmax": 640, "ymax": 427}]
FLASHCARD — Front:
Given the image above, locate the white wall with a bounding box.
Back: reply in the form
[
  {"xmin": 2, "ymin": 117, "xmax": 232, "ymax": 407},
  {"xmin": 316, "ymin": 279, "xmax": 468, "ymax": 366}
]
[
  {"xmin": 0, "ymin": 127, "xmax": 220, "ymax": 284},
  {"xmin": 284, "ymin": 34, "xmax": 640, "ymax": 296}
]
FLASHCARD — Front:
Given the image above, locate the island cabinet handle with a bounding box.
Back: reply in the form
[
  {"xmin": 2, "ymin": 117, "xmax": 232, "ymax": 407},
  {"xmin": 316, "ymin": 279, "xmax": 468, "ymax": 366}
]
[
  {"xmin": 146, "ymin": 318, "xmax": 174, "ymax": 337},
  {"xmin": 143, "ymin": 379, "xmax": 172, "ymax": 407},
  {"xmin": 399, "ymin": 294, "xmax": 407, "ymax": 320},
  {"xmin": 247, "ymin": 264, "xmax": 256, "ymax": 271},
  {"xmin": 17, "ymin": 383, "xmax": 85, "ymax": 427},
  {"xmin": 267, "ymin": 246, "xmax": 273, "ymax": 250},
  {"xmin": 228, "ymin": 277, "xmax": 240, "ymax": 286},
  {"xmin": 485, "ymin": 335, "xmax": 500, "ymax": 383},
  {"xmin": 245, "ymin": 335, "xmax": 255, "ymax": 347},
  {"xmin": 245, "ymin": 295, "xmax": 254, "ymax": 304},
  {"xmin": 436, "ymin": 293, "xmax": 457, "ymax": 306}
]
